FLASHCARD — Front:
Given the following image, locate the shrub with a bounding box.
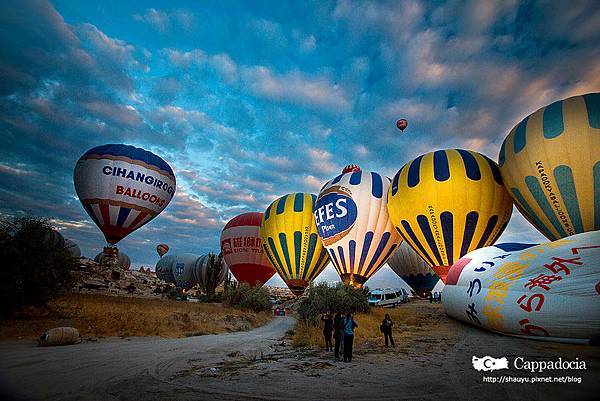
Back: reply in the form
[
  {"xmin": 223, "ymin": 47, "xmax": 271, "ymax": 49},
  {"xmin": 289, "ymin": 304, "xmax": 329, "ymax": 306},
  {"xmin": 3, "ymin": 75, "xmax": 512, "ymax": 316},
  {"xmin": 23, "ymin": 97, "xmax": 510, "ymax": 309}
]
[
  {"xmin": 297, "ymin": 282, "xmax": 370, "ymax": 325},
  {"xmin": 224, "ymin": 284, "xmax": 271, "ymax": 312},
  {"xmin": 0, "ymin": 216, "xmax": 77, "ymax": 318},
  {"xmin": 166, "ymin": 287, "xmax": 188, "ymax": 301}
]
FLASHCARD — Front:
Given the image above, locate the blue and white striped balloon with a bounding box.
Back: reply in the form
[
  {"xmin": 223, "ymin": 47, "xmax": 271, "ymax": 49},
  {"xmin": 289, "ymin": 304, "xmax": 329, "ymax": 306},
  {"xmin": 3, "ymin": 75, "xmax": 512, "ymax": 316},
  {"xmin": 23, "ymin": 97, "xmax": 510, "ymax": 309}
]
[
  {"xmin": 315, "ymin": 167, "xmax": 402, "ymax": 287},
  {"xmin": 74, "ymin": 144, "xmax": 176, "ymax": 244}
]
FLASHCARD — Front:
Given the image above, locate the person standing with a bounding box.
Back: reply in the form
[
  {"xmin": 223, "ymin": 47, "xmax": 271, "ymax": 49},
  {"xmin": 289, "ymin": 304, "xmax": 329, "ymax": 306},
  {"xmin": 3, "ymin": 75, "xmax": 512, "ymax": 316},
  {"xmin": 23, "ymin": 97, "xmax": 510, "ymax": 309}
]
[
  {"xmin": 333, "ymin": 312, "xmax": 342, "ymax": 358},
  {"xmin": 381, "ymin": 313, "xmax": 395, "ymax": 347},
  {"xmin": 341, "ymin": 312, "xmax": 358, "ymax": 362},
  {"xmin": 321, "ymin": 313, "xmax": 334, "ymax": 351}
]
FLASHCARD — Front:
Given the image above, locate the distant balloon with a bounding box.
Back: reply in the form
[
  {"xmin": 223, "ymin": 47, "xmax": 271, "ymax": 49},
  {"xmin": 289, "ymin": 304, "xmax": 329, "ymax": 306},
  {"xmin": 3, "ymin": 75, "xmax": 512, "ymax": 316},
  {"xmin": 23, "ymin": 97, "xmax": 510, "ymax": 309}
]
[
  {"xmin": 443, "ymin": 231, "xmax": 600, "ymax": 343},
  {"xmin": 388, "ymin": 242, "xmax": 439, "ymax": 294},
  {"xmin": 155, "ymin": 254, "xmax": 176, "ymax": 283},
  {"xmin": 156, "ymin": 243, "xmax": 169, "ymax": 257},
  {"xmin": 221, "ymin": 212, "xmax": 275, "ymax": 287},
  {"xmin": 94, "ymin": 250, "xmax": 131, "ymax": 270},
  {"xmin": 194, "ymin": 253, "xmax": 229, "ymax": 293},
  {"xmin": 171, "ymin": 254, "xmax": 198, "ymax": 289},
  {"xmin": 64, "ymin": 239, "xmax": 81, "ymax": 258},
  {"xmin": 499, "ymin": 93, "xmax": 600, "ymax": 241},
  {"xmin": 74, "ymin": 144, "xmax": 176, "ymax": 245},
  {"xmin": 43, "ymin": 229, "xmax": 65, "ymax": 248},
  {"xmin": 388, "ymin": 149, "xmax": 513, "ymax": 283},
  {"xmin": 342, "ymin": 164, "xmax": 361, "ymax": 174},
  {"xmin": 316, "ymin": 168, "xmax": 402, "ymax": 287},
  {"xmin": 260, "ymin": 193, "xmax": 330, "ymax": 296},
  {"xmin": 396, "ymin": 118, "xmax": 408, "ymax": 132}
]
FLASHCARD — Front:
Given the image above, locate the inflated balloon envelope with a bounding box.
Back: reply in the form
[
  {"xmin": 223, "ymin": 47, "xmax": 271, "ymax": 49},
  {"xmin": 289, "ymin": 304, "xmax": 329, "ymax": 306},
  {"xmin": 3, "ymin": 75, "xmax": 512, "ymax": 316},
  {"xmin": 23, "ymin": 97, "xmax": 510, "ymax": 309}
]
[
  {"xmin": 442, "ymin": 230, "xmax": 600, "ymax": 344},
  {"xmin": 387, "ymin": 149, "xmax": 513, "ymax": 283},
  {"xmin": 260, "ymin": 193, "xmax": 330, "ymax": 296},
  {"xmin": 316, "ymin": 168, "xmax": 402, "ymax": 287},
  {"xmin": 221, "ymin": 212, "xmax": 275, "ymax": 287},
  {"xmin": 74, "ymin": 144, "xmax": 176, "ymax": 245},
  {"xmin": 499, "ymin": 93, "xmax": 599, "ymax": 241}
]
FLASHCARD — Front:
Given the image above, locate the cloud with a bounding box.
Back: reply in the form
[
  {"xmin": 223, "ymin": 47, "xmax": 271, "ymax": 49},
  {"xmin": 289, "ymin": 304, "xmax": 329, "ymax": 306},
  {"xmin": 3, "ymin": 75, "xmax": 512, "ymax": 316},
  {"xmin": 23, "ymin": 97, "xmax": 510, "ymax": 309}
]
[
  {"xmin": 241, "ymin": 66, "xmax": 351, "ymax": 112},
  {"xmin": 1, "ymin": 0, "xmax": 599, "ymax": 278},
  {"xmin": 133, "ymin": 8, "xmax": 195, "ymax": 33}
]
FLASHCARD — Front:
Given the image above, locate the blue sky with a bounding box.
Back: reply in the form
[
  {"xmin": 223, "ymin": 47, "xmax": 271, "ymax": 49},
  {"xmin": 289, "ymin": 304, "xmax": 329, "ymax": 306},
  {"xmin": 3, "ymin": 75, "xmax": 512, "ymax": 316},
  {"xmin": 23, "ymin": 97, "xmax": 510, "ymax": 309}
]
[{"xmin": 1, "ymin": 0, "xmax": 598, "ymax": 287}]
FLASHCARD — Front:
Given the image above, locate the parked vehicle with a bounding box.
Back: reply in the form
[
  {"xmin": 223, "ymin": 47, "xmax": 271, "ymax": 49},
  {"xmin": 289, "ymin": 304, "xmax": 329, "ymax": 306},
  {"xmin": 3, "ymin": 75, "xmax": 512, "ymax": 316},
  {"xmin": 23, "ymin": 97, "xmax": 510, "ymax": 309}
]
[{"xmin": 368, "ymin": 288, "xmax": 407, "ymax": 307}]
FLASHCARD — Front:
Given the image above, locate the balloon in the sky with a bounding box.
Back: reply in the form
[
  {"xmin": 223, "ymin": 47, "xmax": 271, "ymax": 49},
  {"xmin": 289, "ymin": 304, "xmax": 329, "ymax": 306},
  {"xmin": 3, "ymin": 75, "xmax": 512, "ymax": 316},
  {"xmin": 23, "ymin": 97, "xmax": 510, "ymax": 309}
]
[
  {"xmin": 498, "ymin": 93, "xmax": 600, "ymax": 241},
  {"xmin": 221, "ymin": 212, "xmax": 275, "ymax": 287},
  {"xmin": 316, "ymin": 168, "xmax": 402, "ymax": 287},
  {"xmin": 171, "ymin": 253, "xmax": 198, "ymax": 289},
  {"xmin": 94, "ymin": 249, "xmax": 131, "ymax": 270},
  {"xmin": 156, "ymin": 243, "xmax": 169, "ymax": 257},
  {"xmin": 388, "ymin": 149, "xmax": 513, "ymax": 283},
  {"xmin": 194, "ymin": 253, "xmax": 229, "ymax": 293},
  {"xmin": 396, "ymin": 119, "xmax": 408, "ymax": 132},
  {"xmin": 443, "ymin": 230, "xmax": 600, "ymax": 344},
  {"xmin": 74, "ymin": 144, "xmax": 176, "ymax": 245},
  {"xmin": 388, "ymin": 241, "xmax": 439, "ymax": 294},
  {"xmin": 155, "ymin": 254, "xmax": 176, "ymax": 283},
  {"xmin": 260, "ymin": 193, "xmax": 330, "ymax": 296},
  {"xmin": 342, "ymin": 164, "xmax": 361, "ymax": 174}
]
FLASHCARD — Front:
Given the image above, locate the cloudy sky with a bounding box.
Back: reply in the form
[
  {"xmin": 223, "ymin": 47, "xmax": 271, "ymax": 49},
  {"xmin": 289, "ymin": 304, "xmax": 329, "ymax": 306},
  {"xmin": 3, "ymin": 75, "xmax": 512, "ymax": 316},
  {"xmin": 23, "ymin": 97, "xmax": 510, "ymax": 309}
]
[{"xmin": 1, "ymin": 0, "xmax": 598, "ymax": 287}]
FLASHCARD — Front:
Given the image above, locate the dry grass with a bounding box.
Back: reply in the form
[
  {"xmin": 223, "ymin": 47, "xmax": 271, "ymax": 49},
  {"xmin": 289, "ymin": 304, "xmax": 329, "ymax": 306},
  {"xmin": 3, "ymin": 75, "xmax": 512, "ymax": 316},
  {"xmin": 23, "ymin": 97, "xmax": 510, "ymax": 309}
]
[
  {"xmin": 293, "ymin": 300, "xmax": 447, "ymax": 348},
  {"xmin": 0, "ymin": 293, "xmax": 272, "ymax": 340}
]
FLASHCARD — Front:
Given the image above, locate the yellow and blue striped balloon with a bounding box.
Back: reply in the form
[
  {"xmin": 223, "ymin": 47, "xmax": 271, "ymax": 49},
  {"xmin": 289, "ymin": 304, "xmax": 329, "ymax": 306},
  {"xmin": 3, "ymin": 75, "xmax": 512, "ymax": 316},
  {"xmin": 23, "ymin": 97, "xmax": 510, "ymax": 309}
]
[
  {"xmin": 499, "ymin": 93, "xmax": 600, "ymax": 240},
  {"xmin": 260, "ymin": 193, "xmax": 330, "ymax": 296},
  {"xmin": 387, "ymin": 149, "xmax": 513, "ymax": 282}
]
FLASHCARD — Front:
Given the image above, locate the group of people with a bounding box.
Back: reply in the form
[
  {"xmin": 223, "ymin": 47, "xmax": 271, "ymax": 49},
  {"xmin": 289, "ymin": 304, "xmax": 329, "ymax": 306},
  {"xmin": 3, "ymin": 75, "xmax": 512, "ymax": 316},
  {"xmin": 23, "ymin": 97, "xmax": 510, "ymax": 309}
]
[
  {"xmin": 429, "ymin": 291, "xmax": 442, "ymax": 303},
  {"xmin": 321, "ymin": 312, "xmax": 396, "ymax": 362},
  {"xmin": 321, "ymin": 312, "xmax": 357, "ymax": 362}
]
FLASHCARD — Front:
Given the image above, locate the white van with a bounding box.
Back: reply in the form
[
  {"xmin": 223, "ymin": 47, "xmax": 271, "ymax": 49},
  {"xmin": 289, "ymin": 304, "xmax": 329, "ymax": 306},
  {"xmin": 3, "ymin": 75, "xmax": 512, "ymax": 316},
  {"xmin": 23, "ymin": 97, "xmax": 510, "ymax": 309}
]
[{"xmin": 368, "ymin": 288, "xmax": 408, "ymax": 307}]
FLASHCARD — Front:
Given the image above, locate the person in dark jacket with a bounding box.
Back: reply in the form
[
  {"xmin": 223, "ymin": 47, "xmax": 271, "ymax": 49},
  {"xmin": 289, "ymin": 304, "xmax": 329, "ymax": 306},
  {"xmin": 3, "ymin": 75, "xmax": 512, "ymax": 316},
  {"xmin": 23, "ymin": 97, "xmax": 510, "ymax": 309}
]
[
  {"xmin": 341, "ymin": 312, "xmax": 358, "ymax": 362},
  {"xmin": 333, "ymin": 312, "xmax": 342, "ymax": 358},
  {"xmin": 321, "ymin": 313, "xmax": 334, "ymax": 351},
  {"xmin": 381, "ymin": 313, "xmax": 395, "ymax": 347}
]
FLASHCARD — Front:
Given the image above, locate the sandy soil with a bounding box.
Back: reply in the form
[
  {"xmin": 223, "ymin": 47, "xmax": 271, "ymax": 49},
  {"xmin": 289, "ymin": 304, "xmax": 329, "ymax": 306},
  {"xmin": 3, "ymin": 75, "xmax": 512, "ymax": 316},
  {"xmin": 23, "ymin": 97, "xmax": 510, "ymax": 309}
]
[{"xmin": 0, "ymin": 301, "xmax": 597, "ymax": 401}]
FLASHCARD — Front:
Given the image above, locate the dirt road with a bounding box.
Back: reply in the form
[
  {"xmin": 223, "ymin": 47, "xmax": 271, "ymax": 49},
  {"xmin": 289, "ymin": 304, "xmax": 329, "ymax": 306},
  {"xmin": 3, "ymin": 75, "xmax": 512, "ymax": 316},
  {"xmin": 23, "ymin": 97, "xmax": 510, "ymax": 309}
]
[
  {"xmin": 0, "ymin": 316, "xmax": 294, "ymax": 401},
  {"xmin": 1, "ymin": 304, "xmax": 598, "ymax": 401}
]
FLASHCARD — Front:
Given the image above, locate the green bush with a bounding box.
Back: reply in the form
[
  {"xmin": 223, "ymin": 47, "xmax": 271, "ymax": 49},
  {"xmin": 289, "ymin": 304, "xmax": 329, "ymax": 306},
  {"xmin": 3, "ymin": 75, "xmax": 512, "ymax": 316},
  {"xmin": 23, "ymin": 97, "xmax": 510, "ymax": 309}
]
[
  {"xmin": 0, "ymin": 216, "xmax": 77, "ymax": 318},
  {"xmin": 197, "ymin": 292, "xmax": 224, "ymax": 303},
  {"xmin": 224, "ymin": 284, "xmax": 271, "ymax": 312},
  {"xmin": 297, "ymin": 282, "xmax": 370, "ymax": 324}
]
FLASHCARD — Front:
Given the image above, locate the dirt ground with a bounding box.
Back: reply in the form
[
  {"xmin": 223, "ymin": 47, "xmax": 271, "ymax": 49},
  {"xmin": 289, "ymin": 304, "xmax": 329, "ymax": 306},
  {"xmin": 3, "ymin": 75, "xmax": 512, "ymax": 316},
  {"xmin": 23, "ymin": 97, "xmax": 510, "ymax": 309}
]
[{"xmin": 0, "ymin": 301, "xmax": 598, "ymax": 401}]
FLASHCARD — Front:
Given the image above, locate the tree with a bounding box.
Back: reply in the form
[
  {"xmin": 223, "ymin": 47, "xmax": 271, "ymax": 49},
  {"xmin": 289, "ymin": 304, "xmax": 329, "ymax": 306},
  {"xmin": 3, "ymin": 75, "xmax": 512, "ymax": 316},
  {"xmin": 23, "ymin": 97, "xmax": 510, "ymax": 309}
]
[{"xmin": 0, "ymin": 216, "xmax": 77, "ymax": 318}]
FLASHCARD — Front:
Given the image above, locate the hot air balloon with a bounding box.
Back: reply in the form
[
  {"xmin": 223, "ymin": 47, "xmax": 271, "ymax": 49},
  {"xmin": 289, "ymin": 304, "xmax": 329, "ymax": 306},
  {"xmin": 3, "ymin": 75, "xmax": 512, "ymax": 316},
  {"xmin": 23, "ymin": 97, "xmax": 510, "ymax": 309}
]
[
  {"xmin": 316, "ymin": 168, "xmax": 402, "ymax": 287},
  {"xmin": 498, "ymin": 93, "xmax": 600, "ymax": 241},
  {"xmin": 342, "ymin": 164, "xmax": 361, "ymax": 173},
  {"xmin": 443, "ymin": 230, "xmax": 600, "ymax": 344},
  {"xmin": 388, "ymin": 149, "xmax": 513, "ymax": 283},
  {"xmin": 155, "ymin": 254, "xmax": 176, "ymax": 283},
  {"xmin": 94, "ymin": 249, "xmax": 131, "ymax": 270},
  {"xmin": 260, "ymin": 193, "xmax": 330, "ymax": 296},
  {"xmin": 64, "ymin": 239, "xmax": 81, "ymax": 258},
  {"xmin": 74, "ymin": 144, "xmax": 176, "ymax": 245},
  {"xmin": 221, "ymin": 212, "xmax": 275, "ymax": 287},
  {"xmin": 194, "ymin": 253, "xmax": 229, "ymax": 294},
  {"xmin": 171, "ymin": 253, "xmax": 198, "ymax": 289},
  {"xmin": 156, "ymin": 243, "xmax": 169, "ymax": 257},
  {"xmin": 396, "ymin": 119, "xmax": 408, "ymax": 132},
  {"xmin": 388, "ymin": 242, "xmax": 440, "ymax": 295}
]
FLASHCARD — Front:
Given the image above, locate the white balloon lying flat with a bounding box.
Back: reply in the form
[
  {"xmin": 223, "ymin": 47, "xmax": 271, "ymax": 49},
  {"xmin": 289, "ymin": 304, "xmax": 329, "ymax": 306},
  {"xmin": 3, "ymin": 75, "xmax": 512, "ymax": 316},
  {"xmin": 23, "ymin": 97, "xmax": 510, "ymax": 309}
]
[{"xmin": 442, "ymin": 230, "xmax": 600, "ymax": 344}]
